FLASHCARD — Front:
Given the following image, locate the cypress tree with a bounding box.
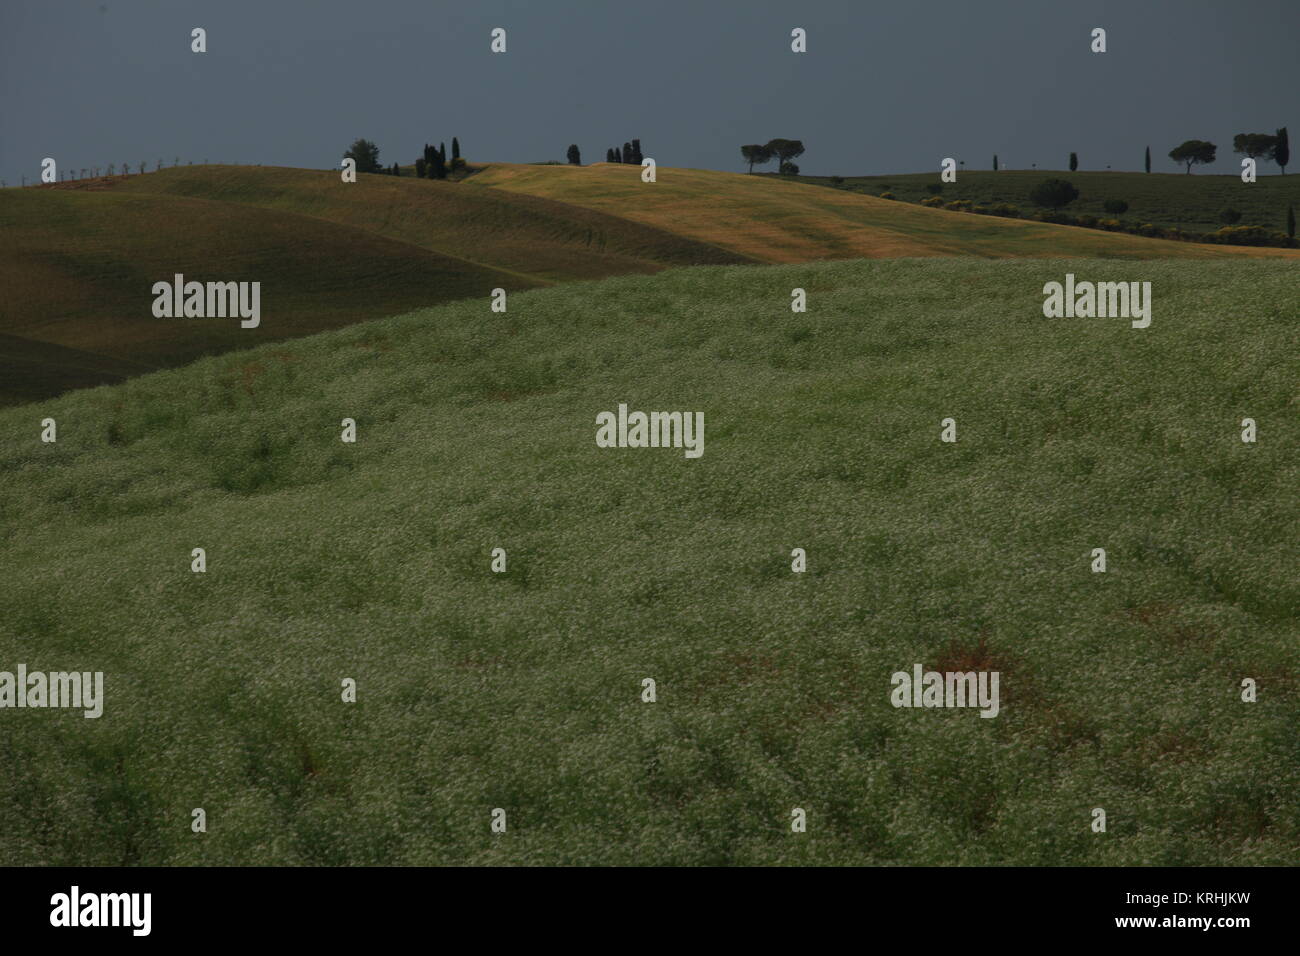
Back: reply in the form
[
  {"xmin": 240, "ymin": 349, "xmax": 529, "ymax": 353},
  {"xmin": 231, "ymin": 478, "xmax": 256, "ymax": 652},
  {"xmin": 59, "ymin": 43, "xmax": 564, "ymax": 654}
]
[
  {"xmin": 1069, "ymin": 152, "xmax": 1078, "ymax": 172},
  {"xmin": 1145, "ymin": 146, "xmax": 1151, "ymax": 173},
  {"xmin": 1274, "ymin": 127, "xmax": 1290, "ymax": 174},
  {"xmin": 606, "ymin": 148, "xmax": 615, "ymax": 162},
  {"xmin": 452, "ymin": 137, "xmax": 460, "ymax": 160},
  {"xmin": 993, "ymin": 154, "xmax": 998, "ymax": 171},
  {"xmin": 622, "ymin": 142, "xmax": 632, "ymax": 164},
  {"xmin": 630, "ymin": 139, "xmax": 642, "ymax": 164},
  {"xmin": 614, "ymin": 146, "xmax": 622, "ymax": 164}
]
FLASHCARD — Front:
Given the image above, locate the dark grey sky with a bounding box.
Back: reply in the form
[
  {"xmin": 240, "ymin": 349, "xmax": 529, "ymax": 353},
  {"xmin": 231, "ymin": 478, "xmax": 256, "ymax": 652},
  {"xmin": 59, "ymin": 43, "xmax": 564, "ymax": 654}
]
[{"xmin": 2, "ymin": 0, "xmax": 1295, "ymax": 184}]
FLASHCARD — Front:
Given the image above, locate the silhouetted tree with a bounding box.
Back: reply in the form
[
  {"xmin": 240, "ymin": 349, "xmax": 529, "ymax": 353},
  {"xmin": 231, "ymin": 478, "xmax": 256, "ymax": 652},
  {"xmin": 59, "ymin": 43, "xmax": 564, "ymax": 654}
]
[
  {"xmin": 1169, "ymin": 140, "xmax": 1216, "ymax": 173},
  {"xmin": 343, "ymin": 138, "xmax": 382, "ymax": 174},
  {"xmin": 1144, "ymin": 146, "xmax": 1150, "ymax": 173},
  {"xmin": 1069, "ymin": 152, "xmax": 1078, "ymax": 172},
  {"xmin": 614, "ymin": 146, "xmax": 623, "ymax": 163},
  {"xmin": 993, "ymin": 154, "xmax": 998, "ymax": 171},
  {"xmin": 415, "ymin": 158, "xmax": 427, "ymax": 178},
  {"xmin": 765, "ymin": 138, "xmax": 805, "ymax": 168},
  {"xmin": 1274, "ymin": 127, "xmax": 1290, "ymax": 174},
  {"xmin": 740, "ymin": 144, "xmax": 773, "ymax": 173},
  {"xmin": 567, "ymin": 144, "xmax": 581, "ymax": 165},
  {"xmin": 1233, "ymin": 132, "xmax": 1278, "ymax": 162},
  {"xmin": 452, "ymin": 137, "xmax": 460, "ymax": 161}
]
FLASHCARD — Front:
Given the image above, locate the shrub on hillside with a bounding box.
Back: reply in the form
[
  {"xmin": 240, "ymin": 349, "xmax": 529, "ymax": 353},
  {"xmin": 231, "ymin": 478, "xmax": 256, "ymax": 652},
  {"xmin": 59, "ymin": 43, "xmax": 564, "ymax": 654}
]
[
  {"xmin": 920, "ymin": 196, "xmax": 945, "ymax": 207},
  {"xmin": 1103, "ymin": 199, "xmax": 1129, "ymax": 215},
  {"xmin": 945, "ymin": 199, "xmax": 974, "ymax": 212},
  {"xmin": 1135, "ymin": 222, "xmax": 1164, "ymax": 238},
  {"xmin": 879, "ymin": 191, "xmax": 896, "ymax": 199},
  {"xmin": 1077, "ymin": 214, "xmax": 1099, "ymax": 228},
  {"xmin": 984, "ymin": 202, "xmax": 1021, "ymax": 218},
  {"xmin": 1210, "ymin": 225, "xmax": 1289, "ymax": 246},
  {"xmin": 1028, "ymin": 178, "xmax": 1080, "ymax": 209},
  {"xmin": 1098, "ymin": 218, "xmax": 1123, "ymax": 231}
]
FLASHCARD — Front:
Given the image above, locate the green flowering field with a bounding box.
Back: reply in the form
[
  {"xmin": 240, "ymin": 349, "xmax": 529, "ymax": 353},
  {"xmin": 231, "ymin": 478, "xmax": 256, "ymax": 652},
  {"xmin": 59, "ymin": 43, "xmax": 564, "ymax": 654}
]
[{"xmin": 1, "ymin": 257, "xmax": 1295, "ymax": 865}]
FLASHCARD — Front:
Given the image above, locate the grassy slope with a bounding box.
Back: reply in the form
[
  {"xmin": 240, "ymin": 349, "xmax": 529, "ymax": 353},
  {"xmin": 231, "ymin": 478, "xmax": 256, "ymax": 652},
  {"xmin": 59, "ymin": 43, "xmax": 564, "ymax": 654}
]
[
  {"xmin": 0, "ymin": 187, "xmax": 535, "ymax": 405},
  {"xmin": 8, "ymin": 163, "xmax": 1296, "ymax": 407},
  {"xmin": 1, "ymin": 258, "xmax": 1295, "ymax": 866},
  {"xmin": 114, "ymin": 165, "xmax": 753, "ymax": 282},
  {"xmin": 796, "ymin": 169, "xmax": 1300, "ymax": 233},
  {"xmin": 471, "ymin": 163, "xmax": 1300, "ymax": 262}
]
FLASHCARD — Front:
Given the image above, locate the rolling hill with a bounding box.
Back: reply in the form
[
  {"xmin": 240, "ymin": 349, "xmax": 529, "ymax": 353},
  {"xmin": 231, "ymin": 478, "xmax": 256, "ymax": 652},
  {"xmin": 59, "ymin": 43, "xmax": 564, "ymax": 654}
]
[
  {"xmin": 794, "ymin": 169, "xmax": 1300, "ymax": 234},
  {"xmin": 0, "ymin": 186, "xmax": 536, "ymax": 405},
  {"xmin": 470, "ymin": 162, "xmax": 1300, "ymax": 262},
  {"xmin": 1, "ymin": 256, "xmax": 1295, "ymax": 865},
  {"xmin": 113, "ymin": 165, "xmax": 752, "ymax": 283},
  {"xmin": 4, "ymin": 161, "xmax": 1296, "ymax": 407}
]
